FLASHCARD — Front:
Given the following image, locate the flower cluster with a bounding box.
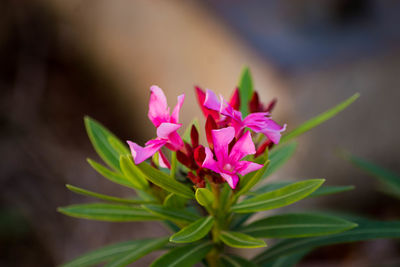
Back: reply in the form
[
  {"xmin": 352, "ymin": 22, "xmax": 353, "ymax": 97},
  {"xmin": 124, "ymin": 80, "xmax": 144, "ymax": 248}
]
[{"xmin": 128, "ymin": 85, "xmax": 286, "ymax": 189}]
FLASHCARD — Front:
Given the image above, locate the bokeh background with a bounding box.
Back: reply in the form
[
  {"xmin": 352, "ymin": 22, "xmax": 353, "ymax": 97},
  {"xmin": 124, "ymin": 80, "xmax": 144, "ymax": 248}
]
[{"xmin": 1, "ymin": 0, "xmax": 400, "ymax": 266}]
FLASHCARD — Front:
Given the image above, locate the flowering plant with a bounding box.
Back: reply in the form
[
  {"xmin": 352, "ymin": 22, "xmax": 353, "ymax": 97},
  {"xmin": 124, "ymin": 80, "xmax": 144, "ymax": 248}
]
[{"xmin": 60, "ymin": 68, "xmax": 400, "ymax": 267}]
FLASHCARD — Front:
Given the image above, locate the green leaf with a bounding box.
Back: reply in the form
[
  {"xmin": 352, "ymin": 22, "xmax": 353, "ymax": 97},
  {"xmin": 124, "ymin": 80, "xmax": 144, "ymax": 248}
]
[
  {"xmin": 163, "ymin": 193, "xmax": 187, "ymax": 209},
  {"xmin": 260, "ymin": 249, "xmax": 311, "ymax": 267},
  {"xmin": 107, "ymin": 135, "xmax": 130, "ymax": 156},
  {"xmin": 84, "ymin": 116, "xmax": 126, "ymax": 171},
  {"xmin": 220, "ymin": 254, "xmax": 258, "ymax": 267},
  {"xmin": 309, "ymin": 185, "xmax": 355, "ymax": 197},
  {"xmin": 170, "ymin": 216, "xmax": 214, "ymax": 243},
  {"xmin": 87, "ymin": 158, "xmax": 137, "ymax": 189},
  {"xmin": 254, "ymin": 182, "xmax": 354, "ymax": 199},
  {"xmin": 65, "ymin": 184, "xmax": 153, "ymax": 204},
  {"xmin": 281, "ymin": 93, "xmax": 359, "ymax": 143},
  {"xmin": 58, "ymin": 203, "xmax": 159, "ymax": 222},
  {"xmin": 262, "ymin": 142, "xmax": 297, "ymax": 179},
  {"xmin": 342, "ymin": 152, "xmax": 400, "ymax": 198},
  {"xmin": 238, "ymin": 66, "xmax": 254, "ymax": 116},
  {"xmin": 231, "ymin": 179, "xmax": 324, "ymax": 213},
  {"xmin": 240, "ymin": 213, "xmax": 357, "ymax": 238},
  {"xmin": 120, "ymin": 155, "xmax": 149, "ymax": 190},
  {"xmin": 150, "ymin": 241, "xmax": 213, "ymax": 267},
  {"xmin": 103, "ymin": 237, "xmax": 169, "ymax": 267},
  {"xmin": 138, "ymin": 163, "xmax": 194, "ymax": 199},
  {"xmin": 170, "ymin": 151, "xmax": 177, "ymax": 178},
  {"xmin": 142, "ymin": 204, "xmax": 200, "ymax": 223},
  {"xmin": 61, "ymin": 238, "xmax": 168, "ymax": 267},
  {"xmin": 254, "ymin": 219, "xmax": 400, "ymax": 265},
  {"xmin": 195, "ymin": 188, "xmax": 214, "ymax": 208},
  {"xmin": 220, "ymin": 231, "xmax": 266, "ymax": 248},
  {"xmin": 236, "ymin": 160, "xmax": 270, "ymax": 199}
]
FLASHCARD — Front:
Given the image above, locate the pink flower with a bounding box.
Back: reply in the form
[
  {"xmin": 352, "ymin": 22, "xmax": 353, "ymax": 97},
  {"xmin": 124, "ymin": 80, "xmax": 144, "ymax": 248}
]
[
  {"xmin": 127, "ymin": 86, "xmax": 184, "ymax": 165},
  {"xmin": 202, "ymin": 127, "xmax": 263, "ymax": 189},
  {"xmin": 203, "ymin": 89, "xmax": 286, "ymax": 144}
]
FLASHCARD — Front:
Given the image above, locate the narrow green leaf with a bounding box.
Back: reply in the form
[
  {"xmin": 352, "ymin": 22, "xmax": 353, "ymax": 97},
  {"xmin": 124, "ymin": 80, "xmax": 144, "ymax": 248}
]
[
  {"xmin": 58, "ymin": 203, "xmax": 159, "ymax": 222},
  {"xmin": 220, "ymin": 254, "xmax": 258, "ymax": 267},
  {"xmin": 238, "ymin": 66, "xmax": 254, "ymax": 116},
  {"xmin": 231, "ymin": 179, "xmax": 324, "ymax": 213},
  {"xmin": 309, "ymin": 185, "xmax": 355, "ymax": 197},
  {"xmin": 84, "ymin": 116, "xmax": 125, "ymax": 171},
  {"xmin": 163, "ymin": 193, "xmax": 187, "ymax": 209},
  {"xmin": 142, "ymin": 204, "xmax": 200, "ymax": 223},
  {"xmin": 240, "ymin": 213, "xmax": 357, "ymax": 238},
  {"xmin": 107, "ymin": 135, "xmax": 130, "ymax": 156},
  {"xmin": 253, "ymin": 219, "xmax": 400, "ymax": 265},
  {"xmin": 236, "ymin": 160, "xmax": 270, "ymax": 199},
  {"xmin": 262, "ymin": 142, "xmax": 297, "ymax": 179},
  {"xmin": 170, "ymin": 151, "xmax": 177, "ymax": 178},
  {"xmin": 87, "ymin": 158, "xmax": 137, "ymax": 189},
  {"xmin": 260, "ymin": 249, "xmax": 311, "ymax": 267},
  {"xmin": 120, "ymin": 155, "xmax": 149, "ymax": 190},
  {"xmin": 254, "ymin": 182, "xmax": 354, "ymax": 199},
  {"xmin": 342, "ymin": 152, "xmax": 400, "ymax": 198},
  {"xmin": 66, "ymin": 184, "xmax": 153, "ymax": 204},
  {"xmin": 220, "ymin": 231, "xmax": 266, "ymax": 248},
  {"xmin": 61, "ymin": 238, "xmax": 168, "ymax": 267},
  {"xmin": 138, "ymin": 163, "xmax": 194, "ymax": 199},
  {"xmin": 281, "ymin": 93, "xmax": 359, "ymax": 143},
  {"xmin": 170, "ymin": 216, "xmax": 214, "ymax": 243},
  {"xmin": 104, "ymin": 237, "xmax": 169, "ymax": 267},
  {"xmin": 150, "ymin": 241, "xmax": 213, "ymax": 267},
  {"xmin": 195, "ymin": 188, "xmax": 214, "ymax": 208}
]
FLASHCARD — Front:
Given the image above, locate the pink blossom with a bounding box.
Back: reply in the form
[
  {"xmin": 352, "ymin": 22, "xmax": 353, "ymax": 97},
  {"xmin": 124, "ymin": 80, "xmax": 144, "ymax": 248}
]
[
  {"xmin": 202, "ymin": 127, "xmax": 262, "ymax": 189},
  {"xmin": 128, "ymin": 86, "xmax": 184, "ymax": 165},
  {"xmin": 203, "ymin": 89, "xmax": 286, "ymax": 144}
]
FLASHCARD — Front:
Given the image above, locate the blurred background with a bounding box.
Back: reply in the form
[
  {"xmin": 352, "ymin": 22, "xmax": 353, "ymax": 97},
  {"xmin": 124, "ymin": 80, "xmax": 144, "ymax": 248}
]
[{"xmin": 1, "ymin": 0, "xmax": 400, "ymax": 266}]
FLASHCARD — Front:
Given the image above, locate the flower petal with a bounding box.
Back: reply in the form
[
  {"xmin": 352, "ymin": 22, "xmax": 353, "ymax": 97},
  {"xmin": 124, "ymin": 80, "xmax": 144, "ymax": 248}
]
[
  {"xmin": 261, "ymin": 121, "xmax": 287, "ymax": 144},
  {"xmin": 148, "ymin": 85, "xmax": 170, "ymax": 127},
  {"xmin": 195, "ymin": 86, "xmax": 219, "ymax": 120},
  {"xmin": 166, "ymin": 131, "xmax": 184, "ymax": 150},
  {"xmin": 127, "ymin": 139, "xmax": 167, "ymax": 164},
  {"xmin": 171, "ymin": 94, "xmax": 185, "ymax": 123},
  {"xmin": 229, "ymin": 131, "xmax": 256, "ymax": 162},
  {"xmin": 236, "ymin": 161, "xmax": 263, "ymax": 176},
  {"xmin": 158, "ymin": 150, "xmax": 171, "ymax": 169},
  {"xmin": 212, "ymin": 127, "xmax": 235, "ymax": 162},
  {"xmin": 220, "ymin": 173, "xmax": 239, "ymax": 189},
  {"xmin": 204, "ymin": 89, "xmax": 221, "ymax": 112},
  {"xmin": 156, "ymin": 122, "xmax": 182, "ymax": 139},
  {"xmin": 202, "ymin": 147, "xmax": 219, "ymax": 173},
  {"xmin": 228, "ymin": 88, "xmax": 241, "ymax": 111}
]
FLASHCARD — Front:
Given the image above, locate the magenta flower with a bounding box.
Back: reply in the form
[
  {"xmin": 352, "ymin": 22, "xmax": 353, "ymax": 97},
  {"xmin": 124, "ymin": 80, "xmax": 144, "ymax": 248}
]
[
  {"xmin": 203, "ymin": 89, "xmax": 286, "ymax": 144},
  {"xmin": 202, "ymin": 127, "xmax": 263, "ymax": 189},
  {"xmin": 128, "ymin": 86, "xmax": 184, "ymax": 165}
]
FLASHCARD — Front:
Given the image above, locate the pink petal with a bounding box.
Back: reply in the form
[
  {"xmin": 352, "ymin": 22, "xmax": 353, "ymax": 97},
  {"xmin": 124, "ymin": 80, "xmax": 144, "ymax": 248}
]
[
  {"xmin": 156, "ymin": 122, "xmax": 182, "ymax": 139},
  {"xmin": 171, "ymin": 94, "xmax": 185, "ymax": 123},
  {"xmin": 220, "ymin": 173, "xmax": 239, "ymax": 189},
  {"xmin": 127, "ymin": 139, "xmax": 167, "ymax": 164},
  {"xmin": 158, "ymin": 150, "xmax": 171, "ymax": 169},
  {"xmin": 236, "ymin": 161, "xmax": 263, "ymax": 176},
  {"xmin": 229, "ymin": 131, "xmax": 256, "ymax": 162},
  {"xmin": 202, "ymin": 147, "xmax": 219, "ymax": 173},
  {"xmin": 195, "ymin": 86, "xmax": 220, "ymax": 120},
  {"xmin": 204, "ymin": 89, "xmax": 221, "ymax": 112},
  {"xmin": 262, "ymin": 122, "xmax": 287, "ymax": 144},
  {"xmin": 148, "ymin": 85, "xmax": 170, "ymax": 127},
  {"xmin": 212, "ymin": 127, "xmax": 235, "ymax": 162},
  {"xmin": 166, "ymin": 131, "xmax": 184, "ymax": 150}
]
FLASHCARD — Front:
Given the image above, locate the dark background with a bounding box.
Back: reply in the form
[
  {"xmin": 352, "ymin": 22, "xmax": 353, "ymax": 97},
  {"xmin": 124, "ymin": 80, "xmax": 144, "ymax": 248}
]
[{"xmin": 1, "ymin": 0, "xmax": 400, "ymax": 266}]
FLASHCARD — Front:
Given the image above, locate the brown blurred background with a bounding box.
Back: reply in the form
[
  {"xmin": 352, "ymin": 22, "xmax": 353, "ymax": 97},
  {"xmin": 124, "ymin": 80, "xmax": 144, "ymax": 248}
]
[{"xmin": 1, "ymin": 0, "xmax": 400, "ymax": 266}]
